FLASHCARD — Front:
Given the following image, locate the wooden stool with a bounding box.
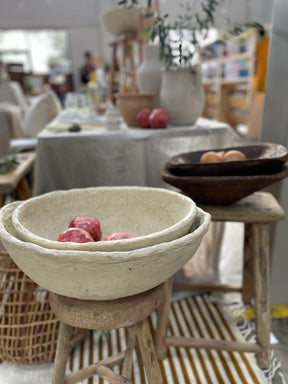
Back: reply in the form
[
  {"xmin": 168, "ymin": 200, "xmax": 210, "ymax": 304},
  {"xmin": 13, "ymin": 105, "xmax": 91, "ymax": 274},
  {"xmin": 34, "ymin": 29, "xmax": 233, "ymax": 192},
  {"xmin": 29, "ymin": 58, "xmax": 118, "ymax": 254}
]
[
  {"xmin": 155, "ymin": 192, "xmax": 285, "ymax": 369},
  {"xmin": 50, "ymin": 283, "xmax": 167, "ymax": 384},
  {"xmin": 0, "ymin": 151, "xmax": 35, "ymax": 208}
]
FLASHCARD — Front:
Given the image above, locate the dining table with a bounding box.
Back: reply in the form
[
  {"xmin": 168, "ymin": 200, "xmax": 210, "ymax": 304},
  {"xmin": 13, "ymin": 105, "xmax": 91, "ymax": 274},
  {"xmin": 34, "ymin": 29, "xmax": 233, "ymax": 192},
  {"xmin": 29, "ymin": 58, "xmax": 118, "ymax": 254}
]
[{"xmin": 33, "ymin": 111, "xmax": 239, "ymax": 196}]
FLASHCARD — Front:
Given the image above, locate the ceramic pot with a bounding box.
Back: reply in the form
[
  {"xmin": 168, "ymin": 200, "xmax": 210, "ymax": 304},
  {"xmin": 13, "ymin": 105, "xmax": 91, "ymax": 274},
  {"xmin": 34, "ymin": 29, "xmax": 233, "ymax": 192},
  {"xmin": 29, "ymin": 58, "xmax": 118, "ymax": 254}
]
[
  {"xmin": 159, "ymin": 66, "xmax": 205, "ymax": 126},
  {"xmin": 136, "ymin": 45, "xmax": 162, "ymax": 107},
  {"xmin": 116, "ymin": 93, "xmax": 154, "ymax": 127}
]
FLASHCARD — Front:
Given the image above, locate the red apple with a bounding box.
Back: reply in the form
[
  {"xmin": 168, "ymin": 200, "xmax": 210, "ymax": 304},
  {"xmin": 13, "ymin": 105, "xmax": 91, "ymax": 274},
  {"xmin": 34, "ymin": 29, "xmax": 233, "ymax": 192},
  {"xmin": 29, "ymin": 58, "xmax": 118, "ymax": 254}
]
[
  {"xmin": 69, "ymin": 216, "xmax": 102, "ymax": 241},
  {"xmin": 104, "ymin": 232, "xmax": 135, "ymax": 241},
  {"xmin": 57, "ymin": 228, "xmax": 94, "ymax": 243},
  {"xmin": 136, "ymin": 108, "xmax": 152, "ymax": 128},
  {"xmin": 149, "ymin": 108, "xmax": 169, "ymax": 129}
]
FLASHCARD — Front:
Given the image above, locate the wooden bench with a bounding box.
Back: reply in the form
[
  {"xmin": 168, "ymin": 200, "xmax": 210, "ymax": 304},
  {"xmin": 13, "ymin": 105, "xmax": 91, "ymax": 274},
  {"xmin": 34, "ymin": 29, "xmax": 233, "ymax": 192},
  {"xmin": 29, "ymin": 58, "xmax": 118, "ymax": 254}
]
[
  {"xmin": 155, "ymin": 192, "xmax": 285, "ymax": 369},
  {"xmin": 0, "ymin": 151, "xmax": 36, "ymax": 207}
]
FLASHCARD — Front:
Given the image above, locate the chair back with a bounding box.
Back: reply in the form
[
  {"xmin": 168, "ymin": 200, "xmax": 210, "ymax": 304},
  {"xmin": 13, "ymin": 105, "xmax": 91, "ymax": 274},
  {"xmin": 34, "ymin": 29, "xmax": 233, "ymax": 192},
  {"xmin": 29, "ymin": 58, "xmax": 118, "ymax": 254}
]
[
  {"xmin": 0, "ymin": 81, "xmax": 29, "ymax": 116},
  {"xmin": 23, "ymin": 91, "xmax": 61, "ymax": 138}
]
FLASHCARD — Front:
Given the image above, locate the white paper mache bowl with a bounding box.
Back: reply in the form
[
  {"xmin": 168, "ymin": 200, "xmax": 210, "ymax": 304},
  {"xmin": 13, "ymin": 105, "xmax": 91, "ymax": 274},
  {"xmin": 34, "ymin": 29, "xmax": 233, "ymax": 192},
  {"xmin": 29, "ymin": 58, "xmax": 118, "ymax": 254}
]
[
  {"xmin": 11, "ymin": 187, "xmax": 198, "ymax": 252},
  {"xmin": 0, "ymin": 202, "xmax": 210, "ymax": 300}
]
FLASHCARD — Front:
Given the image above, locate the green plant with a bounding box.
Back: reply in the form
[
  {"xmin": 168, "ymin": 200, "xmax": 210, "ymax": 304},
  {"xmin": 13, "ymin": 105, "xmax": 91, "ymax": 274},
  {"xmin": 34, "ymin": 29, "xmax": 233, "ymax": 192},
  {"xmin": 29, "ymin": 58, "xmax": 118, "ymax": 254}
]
[
  {"xmin": 0, "ymin": 151, "xmax": 19, "ymax": 174},
  {"xmin": 118, "ymin": 0, "xmax": 152, "ymax": 9},
  {"xmin": 143, "ymin": 0, "xmax": 224, "ymax": 69},
  {"xmin": 227, "ymin": 21, "xmax": 266, "ymax": 38}
]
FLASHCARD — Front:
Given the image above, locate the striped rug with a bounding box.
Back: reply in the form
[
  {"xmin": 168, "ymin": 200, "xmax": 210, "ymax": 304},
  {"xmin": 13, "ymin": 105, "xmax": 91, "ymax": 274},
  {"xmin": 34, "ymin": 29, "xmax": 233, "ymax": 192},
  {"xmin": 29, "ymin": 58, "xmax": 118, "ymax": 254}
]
[{"xmin": 67, "ymin": 294, "xmax": 268, "ymax": 384}]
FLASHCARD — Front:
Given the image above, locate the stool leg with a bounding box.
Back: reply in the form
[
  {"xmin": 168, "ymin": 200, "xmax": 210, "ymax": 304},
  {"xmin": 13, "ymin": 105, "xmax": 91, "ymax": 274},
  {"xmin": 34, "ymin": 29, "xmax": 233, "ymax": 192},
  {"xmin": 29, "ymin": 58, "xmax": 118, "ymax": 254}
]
[
  {"xmin": 243, "ymin": 223, "xmax": 254, "ymax": 304},
  {"xmin": 135, "ymin": 318, "xmax": 163, "ymax": 384},
  {"xmin": 253, "ymin": 224, "xmax": 271, "ymax": 369},
  {"xmin": 122, "ymin": 326, "xmax": 136, "ymax": 380},
  {"xmin": 53, "ymin": 322, "xmax": 74, "ymax": 384},
  {"xmin": 155, "ymin": 277, "xmax": 173, "ymax": 359}
]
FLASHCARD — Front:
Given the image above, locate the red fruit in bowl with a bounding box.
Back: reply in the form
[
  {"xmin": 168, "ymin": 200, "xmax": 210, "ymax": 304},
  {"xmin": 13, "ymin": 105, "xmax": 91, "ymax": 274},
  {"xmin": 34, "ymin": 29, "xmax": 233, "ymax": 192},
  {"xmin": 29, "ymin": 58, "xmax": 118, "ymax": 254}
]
[
  {"xmin": 136, "ymin": 108, "xmax": 152, "ymax": 128},
  {"xmin": 104, "ymin": 232, "xmax": 135, "ymax": 241},
  {"xmin": 149, "ymin": 108, "xmax": 169, "ymax": 129},
  {"xmin": 57, "ymin": 228, "xmax": 94, "ymax": 243},
  {"xmin": 69, "ymin": 216, "xmax": 102, "ymax": 241}
]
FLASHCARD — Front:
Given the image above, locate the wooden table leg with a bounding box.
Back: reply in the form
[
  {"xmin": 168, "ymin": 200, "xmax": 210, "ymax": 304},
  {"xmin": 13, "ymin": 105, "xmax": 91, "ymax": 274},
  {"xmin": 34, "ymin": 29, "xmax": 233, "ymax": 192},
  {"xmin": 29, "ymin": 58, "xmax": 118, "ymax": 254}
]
[
  {"xmin": 155, "ymin": 277, "xmax": 173, "ymax": 360},
  {"xmin": 0, "ymin": 194, "xmax": 5, "ymax": 208},
  {"xmin": 243, "ymin": 223, "xmax": 254, "ymax": 304},
  {"xmin": 253, "ymin": 223, "xmax": 271, "ymax": 369},
  {"xmin": 16, "ymin": 177, "xmax": 32, "ymax": 200},
  {"xmin": 53, "ymin": 322, "xmax": 74, "ymax": 384},
  {"xmin": 136, "ymin": 318, "xmax": 163, "ymax": 384}
]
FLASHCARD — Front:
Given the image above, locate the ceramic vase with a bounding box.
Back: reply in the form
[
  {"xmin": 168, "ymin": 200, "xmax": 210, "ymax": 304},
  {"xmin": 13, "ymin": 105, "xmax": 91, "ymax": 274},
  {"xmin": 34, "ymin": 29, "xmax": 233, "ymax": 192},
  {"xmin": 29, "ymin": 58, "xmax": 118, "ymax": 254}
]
[
  {"xmin": 116, "ymin": 93, "xmax": 154, "ymax": 127},
  {"xmin": 136, "ymin": 45, "xmax": 162, "ymax": 107},
  {"xmin": 159, "ymin": 66, "xmax": 205, "ymax": 126}
]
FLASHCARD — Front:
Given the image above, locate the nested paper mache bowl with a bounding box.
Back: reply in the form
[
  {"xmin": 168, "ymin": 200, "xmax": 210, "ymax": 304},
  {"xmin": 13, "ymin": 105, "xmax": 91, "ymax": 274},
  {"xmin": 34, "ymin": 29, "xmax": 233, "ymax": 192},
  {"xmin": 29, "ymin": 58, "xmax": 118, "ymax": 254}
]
[
  {"xmin": 12, "ymin": 187, "xmax": 197, "ymax": 252},
  {"xmin": 0, "ymin": 202, "xmax": 210, "ymax": 300}
]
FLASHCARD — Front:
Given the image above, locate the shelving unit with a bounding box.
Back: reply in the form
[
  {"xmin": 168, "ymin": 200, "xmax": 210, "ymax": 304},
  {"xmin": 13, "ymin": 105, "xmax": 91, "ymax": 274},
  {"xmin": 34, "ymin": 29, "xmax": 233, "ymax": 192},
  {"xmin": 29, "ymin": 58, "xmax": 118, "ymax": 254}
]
[{"xmin": 200, "ymin": 33, "xmax": 265, "ymax": 139}]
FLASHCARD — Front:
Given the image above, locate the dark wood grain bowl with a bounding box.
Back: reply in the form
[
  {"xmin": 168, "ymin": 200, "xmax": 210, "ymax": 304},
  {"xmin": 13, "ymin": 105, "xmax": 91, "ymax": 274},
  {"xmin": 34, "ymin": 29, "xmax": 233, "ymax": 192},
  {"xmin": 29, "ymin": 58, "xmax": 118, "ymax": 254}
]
[
  {"xmin": 161, "ymin": 165, "xmax": 288, "ymax": 205},
  {"xmin": 167, "ymin": 143, "xmax": 288, "ymax": 177}
]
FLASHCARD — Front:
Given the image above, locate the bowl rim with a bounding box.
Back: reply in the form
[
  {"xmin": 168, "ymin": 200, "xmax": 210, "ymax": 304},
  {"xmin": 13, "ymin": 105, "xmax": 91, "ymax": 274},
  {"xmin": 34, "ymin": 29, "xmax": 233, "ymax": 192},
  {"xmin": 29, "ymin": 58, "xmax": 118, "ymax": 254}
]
[
  {"xmin": 11, "ymin": 186, "xmax": 198, "ymax": 251},
  {"xmin": 162, "ymin": 164, "xmax": 288, "ymax": 181},
  {"xmin": 0, "ymin": 201, "xmax": 211, "ymax": 263}
]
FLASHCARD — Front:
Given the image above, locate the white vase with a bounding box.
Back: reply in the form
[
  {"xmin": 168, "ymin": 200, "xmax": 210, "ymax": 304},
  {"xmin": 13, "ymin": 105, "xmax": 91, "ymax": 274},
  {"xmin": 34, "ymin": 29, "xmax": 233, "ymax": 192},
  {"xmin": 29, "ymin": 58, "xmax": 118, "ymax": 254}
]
[
  {"xmin": 136, "ymin": 45, "xmax": 162, "ymax": 107},
  {"xmin": 159, "ymin": 66, "xmax": 205, "ymax": 126}
]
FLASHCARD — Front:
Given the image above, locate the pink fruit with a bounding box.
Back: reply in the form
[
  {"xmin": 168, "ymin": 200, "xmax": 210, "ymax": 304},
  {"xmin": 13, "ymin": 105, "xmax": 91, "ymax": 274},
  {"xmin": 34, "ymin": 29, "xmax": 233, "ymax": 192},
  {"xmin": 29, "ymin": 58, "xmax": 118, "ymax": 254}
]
[
  {"xmin": 104, "ymin": 232, "xmax": 135, "ymax": 241},
  {"xmin": 57, "ymin": 228, "xmax": 94, "ymax": 243},
  {"xmin": 136, "ymin": 108, "xmax": 152, "ymax": 128},
  {"xmin": 69, "ymin": 216, "xmax": 102, "ymax": 241},
  {"xmin": 149, "ymin": 108, "xmax": 169, "ymax": 129}
]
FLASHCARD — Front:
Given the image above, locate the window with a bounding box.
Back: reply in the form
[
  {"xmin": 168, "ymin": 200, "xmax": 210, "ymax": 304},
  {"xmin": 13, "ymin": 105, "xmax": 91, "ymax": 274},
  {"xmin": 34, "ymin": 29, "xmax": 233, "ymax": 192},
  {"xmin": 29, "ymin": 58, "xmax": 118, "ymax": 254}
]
[{"xmin": 0, "ymin": 29, "xmax": 71, "ymax": 74}]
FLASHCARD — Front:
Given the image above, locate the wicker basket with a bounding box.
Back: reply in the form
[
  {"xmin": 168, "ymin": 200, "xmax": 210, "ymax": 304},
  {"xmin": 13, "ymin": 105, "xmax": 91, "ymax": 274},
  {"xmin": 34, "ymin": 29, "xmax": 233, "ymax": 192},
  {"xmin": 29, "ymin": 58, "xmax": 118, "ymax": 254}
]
[{"xmin": 0, "ymin": 244, "xmax": 86, "ymax": 364}]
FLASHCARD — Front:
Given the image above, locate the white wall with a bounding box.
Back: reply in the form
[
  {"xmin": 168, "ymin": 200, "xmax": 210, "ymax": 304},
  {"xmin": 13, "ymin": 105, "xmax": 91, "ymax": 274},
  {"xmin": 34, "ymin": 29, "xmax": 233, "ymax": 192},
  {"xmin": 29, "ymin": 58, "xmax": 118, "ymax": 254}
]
[{"xmin": 0, "ymin": 0, "xmax": 274, "ymax": 88}]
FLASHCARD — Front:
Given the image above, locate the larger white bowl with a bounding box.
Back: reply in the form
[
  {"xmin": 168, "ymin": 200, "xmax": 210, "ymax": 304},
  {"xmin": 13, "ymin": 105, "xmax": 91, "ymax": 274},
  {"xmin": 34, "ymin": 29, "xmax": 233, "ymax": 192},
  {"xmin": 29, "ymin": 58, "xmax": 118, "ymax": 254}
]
[
  {"xmin": 12, "ymin": 187, "xmax": 197, "ymax": 252},
  {"xmin": 0, "ymin": 202, "xmax": 210, "ymax": 300}
]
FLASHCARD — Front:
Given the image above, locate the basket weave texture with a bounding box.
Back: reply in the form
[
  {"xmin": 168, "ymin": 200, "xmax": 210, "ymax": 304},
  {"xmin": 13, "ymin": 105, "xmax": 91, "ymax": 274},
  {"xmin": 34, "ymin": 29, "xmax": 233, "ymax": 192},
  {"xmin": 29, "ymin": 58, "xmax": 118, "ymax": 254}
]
[{"xmin": 0, "ymin": 246, "xmax": 86, "ymax": 364}]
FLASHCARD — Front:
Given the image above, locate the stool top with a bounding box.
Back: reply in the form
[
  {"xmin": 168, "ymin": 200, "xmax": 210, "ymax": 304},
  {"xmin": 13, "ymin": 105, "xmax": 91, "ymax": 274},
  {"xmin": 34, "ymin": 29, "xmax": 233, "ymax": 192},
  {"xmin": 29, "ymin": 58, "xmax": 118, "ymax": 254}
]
[
  {"xmin": 49, "ymin": 282, "xmax": 167, "ymax": 330},
  {"xmin": 198, "ymin": 192, "xmax": 285, "ymax": 223}
]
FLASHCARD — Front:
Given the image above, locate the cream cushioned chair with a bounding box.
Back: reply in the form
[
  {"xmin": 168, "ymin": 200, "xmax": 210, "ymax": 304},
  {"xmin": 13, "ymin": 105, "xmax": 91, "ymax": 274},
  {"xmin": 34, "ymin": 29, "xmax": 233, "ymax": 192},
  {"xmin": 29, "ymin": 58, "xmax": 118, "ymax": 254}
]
[
  {"xmin": 23, "ymin": 91, "xmax": 61, "ymax": 138},
  {"xmin": 0, "ymin": 81, "xmax": 29, "ymax": 117}
]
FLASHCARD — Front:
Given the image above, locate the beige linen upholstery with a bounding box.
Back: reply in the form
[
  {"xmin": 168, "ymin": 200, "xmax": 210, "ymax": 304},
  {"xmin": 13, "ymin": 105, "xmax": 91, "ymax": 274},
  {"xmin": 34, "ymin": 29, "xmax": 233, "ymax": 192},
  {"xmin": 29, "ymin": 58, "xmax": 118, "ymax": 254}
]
[
  {"xmin": 23, "ymin": 91, "xmax": 61, "ymax": 138},
  {"xmin": 0, "ymin": 81, "xmax": 29, "ymax": 116}
]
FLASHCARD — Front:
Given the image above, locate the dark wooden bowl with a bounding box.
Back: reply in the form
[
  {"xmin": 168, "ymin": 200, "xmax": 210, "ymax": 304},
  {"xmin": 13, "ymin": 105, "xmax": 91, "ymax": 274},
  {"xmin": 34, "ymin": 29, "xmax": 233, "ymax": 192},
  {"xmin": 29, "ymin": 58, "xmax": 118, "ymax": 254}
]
[
  {"xmin": 161, "ymin": 165, "xmax": 288, "ymax": 205},
  {"xmin": 167, "ymin": 143, "xmax": 288, "ymax": 177}
]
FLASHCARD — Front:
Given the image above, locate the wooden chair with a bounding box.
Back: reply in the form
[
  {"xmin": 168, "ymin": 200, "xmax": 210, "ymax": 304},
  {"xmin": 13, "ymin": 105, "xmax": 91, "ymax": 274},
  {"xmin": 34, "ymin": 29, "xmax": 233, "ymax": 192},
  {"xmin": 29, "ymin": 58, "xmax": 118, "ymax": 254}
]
[
  {"xmin": 155, "ymin": 191, "xmax": 285, "ymax": 369},
  {"xmin": 50, "ymin": 282, "xmax": 168, "ymax": 384}
]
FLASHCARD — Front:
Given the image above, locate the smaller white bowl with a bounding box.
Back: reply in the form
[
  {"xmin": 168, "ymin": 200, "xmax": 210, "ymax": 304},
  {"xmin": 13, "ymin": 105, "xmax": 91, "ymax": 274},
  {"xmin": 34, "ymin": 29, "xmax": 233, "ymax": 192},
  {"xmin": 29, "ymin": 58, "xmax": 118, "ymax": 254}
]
[
  {"xmin": 12, "ymin": 187, "xmax": 198, "ymax": 252},
  {"xmin": 0, "ymin": 202, "xmax": 210, "ymax": 300}
]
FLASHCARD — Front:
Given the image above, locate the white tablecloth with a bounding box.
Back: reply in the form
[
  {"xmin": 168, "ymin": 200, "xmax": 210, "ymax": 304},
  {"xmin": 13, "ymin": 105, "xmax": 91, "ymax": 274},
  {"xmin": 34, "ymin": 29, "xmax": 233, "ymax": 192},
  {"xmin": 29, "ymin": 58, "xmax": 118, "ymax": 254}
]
[{"xmin": 34, "ymin": 117, "xmax": 238, "ymax": 196}]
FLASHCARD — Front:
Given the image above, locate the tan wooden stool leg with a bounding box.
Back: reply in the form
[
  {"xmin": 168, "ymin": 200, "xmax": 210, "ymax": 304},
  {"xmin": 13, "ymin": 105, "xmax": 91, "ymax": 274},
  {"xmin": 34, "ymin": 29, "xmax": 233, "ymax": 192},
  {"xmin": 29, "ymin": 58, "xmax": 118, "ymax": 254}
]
[
  {"xmin": 155, "ymin": 277, "xmax": 173, "ymax": 360},
  {"xmin": 253, "ymin": 223, "xmax": 271, "ymax": 368},
  {"xmin": 122, "ymin": 326, "xmax": 136, "ymax": 380},
  {"xmin": 243, "ymin": 223, "xmax": 254, "ymax": 304},
  {"xmin": 53, "ymin": 322, "xmax": 74, "ymax": 384},
  {"xmin": 135, "ymin": 318, "xmax": 163, "ymax": 384}
]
